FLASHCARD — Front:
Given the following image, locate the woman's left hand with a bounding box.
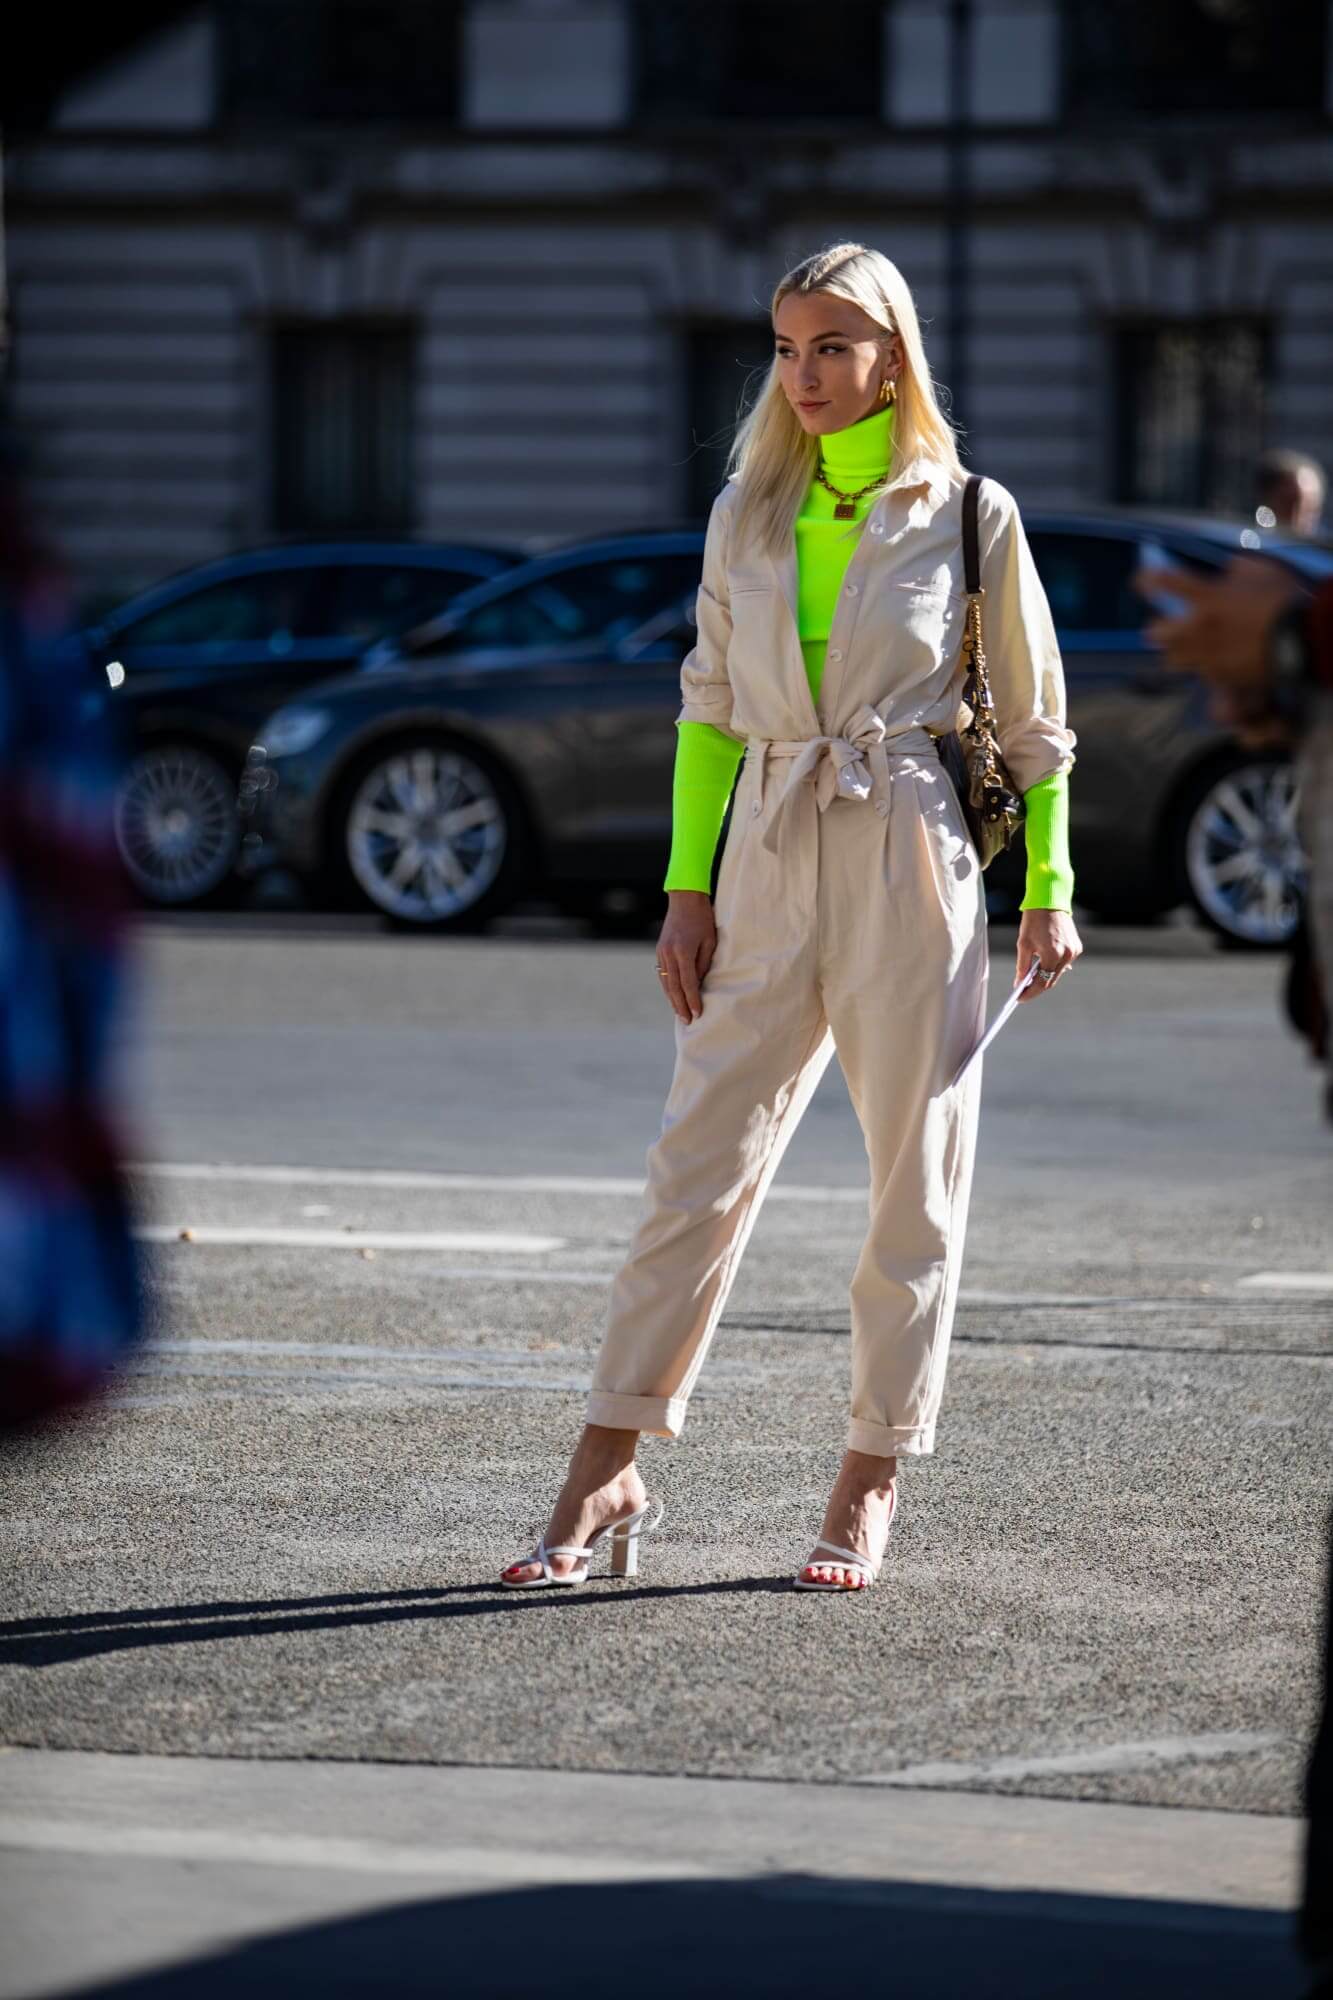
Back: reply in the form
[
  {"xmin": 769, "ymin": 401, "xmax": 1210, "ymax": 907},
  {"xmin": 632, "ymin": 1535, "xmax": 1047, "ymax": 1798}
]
[{"xmin": 1014, "ymin": 909, "xmax": 1082, "ymax": 1003}]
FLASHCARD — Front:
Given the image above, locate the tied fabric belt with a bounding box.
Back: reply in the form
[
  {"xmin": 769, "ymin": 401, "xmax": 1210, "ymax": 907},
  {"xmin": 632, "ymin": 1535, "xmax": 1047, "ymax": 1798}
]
[{"xmin": 746, "ymin": 707, "xmax": 941, "ymax": 857}]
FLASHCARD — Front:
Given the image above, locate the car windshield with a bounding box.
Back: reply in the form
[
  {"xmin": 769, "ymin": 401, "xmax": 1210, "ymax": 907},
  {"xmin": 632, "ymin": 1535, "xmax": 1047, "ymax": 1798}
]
[
  {"xmin": 400, "ymin": 550, "xmax": 705, "ymax": 658},
  {"xmin": 117, "ymin": 571, "xmax": 320, "ymax": 647}
]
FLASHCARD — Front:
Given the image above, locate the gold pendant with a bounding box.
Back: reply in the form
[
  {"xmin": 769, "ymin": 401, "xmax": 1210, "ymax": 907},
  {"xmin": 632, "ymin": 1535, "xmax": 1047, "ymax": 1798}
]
[{"xmin": 834, "ymin": 499, "xmax": 855, "ymax": 520}]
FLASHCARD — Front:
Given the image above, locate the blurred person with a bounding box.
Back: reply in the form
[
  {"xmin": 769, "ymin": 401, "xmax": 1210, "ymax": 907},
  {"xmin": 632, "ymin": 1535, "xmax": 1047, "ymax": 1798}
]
[
  {"xmin": 498, "ymin": 242, "xmax": 1080, "ymax": 1595},
  {"xmin": 1133, "ymin": 551, "xmax": 1333, "ymax": 1119},
  {"xmin": 0, "ymin": 406, "xmax": 146, "ymax": 1436},
  {"xmin": 1255, "ymin": 448, "xmax": 1326, "ymax": 539},
  {"xmin": 1131, "ymin": 549, "xmax": 1333, "ymax": 1997}
]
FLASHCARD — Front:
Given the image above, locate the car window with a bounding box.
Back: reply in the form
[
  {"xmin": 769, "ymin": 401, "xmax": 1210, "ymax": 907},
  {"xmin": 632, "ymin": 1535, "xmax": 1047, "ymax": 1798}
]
[
  {"xmin": 621, "ymin": 594, "xmax": 698, "ymax": 657},
  {"xmin": 328, "ymin": 566, "xmax": 474, "ymax": 642},
  {"xmin": 450, "ymin": 586, "xmax": 574, "ymax": 649},
  {"xmin": 455, "ymin": 553, "xmax": 706, "ymax": 651},
  {"xmin": 1026, "ymin": 533, "xmax": 1149, "ymax": 633},
  {"xmin": 653, "ymin": 607, "xmax": 698, "ymax": 652},
  {"xmin": 119, "ymin": 571, "xmax": 320, "ymax": 648},
  {"xmin": 549, "ymin": 554, "xmax": 706, "ymax": 644},
  {"xmin": 1027, "ymin": 530, "xmax": 1226, "ymax": 635}
]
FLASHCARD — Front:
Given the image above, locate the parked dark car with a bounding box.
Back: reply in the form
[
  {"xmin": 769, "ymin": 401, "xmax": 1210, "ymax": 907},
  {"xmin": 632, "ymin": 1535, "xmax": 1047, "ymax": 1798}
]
[
  {"xmin": 1012, "ymin": 514, "xmax": 1333, "ymax": 942},
  {"xmin": 238, "ymin": 532, "xmax": 709, "ymax": 923},
  {"xmin": 91, "ymin": 539, "xmax": 523, "ymax": 906},
  {"xmin": 239, "ymin": 514, "xmax": 1333, "ymax": 944}
]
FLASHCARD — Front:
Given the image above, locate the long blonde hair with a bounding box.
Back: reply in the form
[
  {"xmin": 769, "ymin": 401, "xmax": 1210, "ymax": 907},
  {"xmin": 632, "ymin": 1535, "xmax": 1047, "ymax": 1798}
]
[{"xmin": 727, "ymin": 241, "xmax": 967, "ymax": 560}]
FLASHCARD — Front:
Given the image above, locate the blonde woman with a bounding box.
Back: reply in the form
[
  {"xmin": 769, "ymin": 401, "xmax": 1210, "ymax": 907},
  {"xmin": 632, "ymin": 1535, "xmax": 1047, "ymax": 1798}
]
[{"xmin": 499, "ymin": 242, "xmax": 1081, "ymax": 1593}]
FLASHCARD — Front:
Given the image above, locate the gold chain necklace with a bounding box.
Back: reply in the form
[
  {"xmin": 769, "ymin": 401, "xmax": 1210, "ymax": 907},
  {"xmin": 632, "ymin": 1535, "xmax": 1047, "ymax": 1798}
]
[{"xmin": 813, "ymin": 465, "xmax": 888, "ymax": 522}]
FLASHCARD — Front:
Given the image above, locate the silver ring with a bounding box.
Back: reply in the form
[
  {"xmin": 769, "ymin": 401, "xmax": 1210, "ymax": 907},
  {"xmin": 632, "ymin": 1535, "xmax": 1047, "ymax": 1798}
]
[{"xmin": 1036, "ymin": 966, "xmax": 1057, "ymax": 984}]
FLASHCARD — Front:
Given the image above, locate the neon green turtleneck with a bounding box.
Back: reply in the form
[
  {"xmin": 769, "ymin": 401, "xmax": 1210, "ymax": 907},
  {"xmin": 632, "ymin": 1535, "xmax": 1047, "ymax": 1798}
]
[{"xmin": 662, "ymin": 401, "xmax": 1074, "ymax": 910}]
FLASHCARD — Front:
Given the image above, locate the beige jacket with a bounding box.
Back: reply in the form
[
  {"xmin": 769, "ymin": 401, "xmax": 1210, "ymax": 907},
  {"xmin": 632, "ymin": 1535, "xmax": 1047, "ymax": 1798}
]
[{"xmin": 676, "ymin": 453, "xmax": 1077, "ymax": 800}]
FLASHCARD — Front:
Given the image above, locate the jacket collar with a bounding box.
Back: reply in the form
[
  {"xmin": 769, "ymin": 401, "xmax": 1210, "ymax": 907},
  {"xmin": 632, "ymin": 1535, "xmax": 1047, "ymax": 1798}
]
[{"xmin": 883, "ymin": 453, "xmax": 954, "ymax": 500}]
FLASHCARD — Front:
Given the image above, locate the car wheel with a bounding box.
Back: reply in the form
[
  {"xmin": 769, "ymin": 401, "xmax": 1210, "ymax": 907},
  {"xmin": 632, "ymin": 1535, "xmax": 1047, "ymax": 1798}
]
[
  {"xmin": 113, "ymin": 741, "xmax": 241, "ymax": 907},
  {"xmin": 1175, "ymin": 756, "xmax": 1307, "ymax": 949},
  {"xmin": 339, "ymin": 736, "xmax": 526, "ymax": 931}
]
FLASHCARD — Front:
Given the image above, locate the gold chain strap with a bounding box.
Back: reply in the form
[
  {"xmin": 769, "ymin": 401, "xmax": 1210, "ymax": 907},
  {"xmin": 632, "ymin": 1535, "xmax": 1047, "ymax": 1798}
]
[{"xmin": 958, "ymin": 584, "xmax": 1025, "ymax": 853}]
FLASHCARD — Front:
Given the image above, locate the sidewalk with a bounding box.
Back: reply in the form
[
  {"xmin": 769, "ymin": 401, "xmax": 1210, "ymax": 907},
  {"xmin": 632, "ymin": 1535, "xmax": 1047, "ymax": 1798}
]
[{"xmin": 0, "ymin": 1746, "xmax": 1310, "ymax": 1997}]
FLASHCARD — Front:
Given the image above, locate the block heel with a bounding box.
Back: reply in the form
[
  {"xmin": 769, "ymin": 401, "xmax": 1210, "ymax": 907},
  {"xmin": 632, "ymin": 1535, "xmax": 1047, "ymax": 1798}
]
[{"xmin": 499, "ymin": 1495, "xmax": 665, "ymax": 1589}]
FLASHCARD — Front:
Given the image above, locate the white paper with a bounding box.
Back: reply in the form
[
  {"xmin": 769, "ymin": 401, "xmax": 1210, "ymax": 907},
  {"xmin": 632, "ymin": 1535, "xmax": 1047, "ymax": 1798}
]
[{"xmin": 949, "ymin": 959, "xmax": 1042, "ymax": 1090}]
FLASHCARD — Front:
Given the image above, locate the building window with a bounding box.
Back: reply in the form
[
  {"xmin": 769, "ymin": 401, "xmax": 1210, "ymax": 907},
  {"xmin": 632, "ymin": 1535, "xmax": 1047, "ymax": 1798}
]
[
  {"xmin": 271, "ymin": 323, "xmax": 415, "ymax": 534},
  {"xmin": 219, "ymin": 1, "xmax": 463, "ymax": 124},
  {"xmin": 683, "ymin": 323, "xmax": 777, "ymax": 519},
  {"xmin": 635, "ymin": 3, "xmax": 883, "ymax": 122},
  {"xmin": 1113, "ymin": 319, "xmax": 1270, "ymax": 515},
  {"xmin": 1064, "ymin": 1, "xmax": 1327, "ymax": 119}
]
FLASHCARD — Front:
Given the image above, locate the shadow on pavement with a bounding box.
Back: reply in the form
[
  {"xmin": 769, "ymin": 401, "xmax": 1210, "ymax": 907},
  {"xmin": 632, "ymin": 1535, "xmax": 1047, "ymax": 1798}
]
[
  {"xmin": 69, "ymin": 1874, "xmax": 1310, "ymax": 1997},
  {"xmin": 0, "ymin": 1576, "xmax": 797, "ymax": 1666}
]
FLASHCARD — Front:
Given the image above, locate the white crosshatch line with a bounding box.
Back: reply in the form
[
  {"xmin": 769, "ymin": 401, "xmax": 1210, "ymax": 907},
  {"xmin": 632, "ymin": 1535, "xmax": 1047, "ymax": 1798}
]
[
  {"xmin": 127, "ymin": 1160, "xmax": 872, "ymax": 1203},
  {"xmin": 133, "ymin": 1225, "xmax": 566, "ymax": 1254},
  {"xmin": 1237, "ymin": 1271, "xmax": 1333, "ymax": 1294},
  {"xmin": 860, "ymin": 1732, "xmax": 1287, "ymax": 1789},
  {"xmin": 128, "ymin": 1165, "xmax": 1331, "ymax": 1301}
]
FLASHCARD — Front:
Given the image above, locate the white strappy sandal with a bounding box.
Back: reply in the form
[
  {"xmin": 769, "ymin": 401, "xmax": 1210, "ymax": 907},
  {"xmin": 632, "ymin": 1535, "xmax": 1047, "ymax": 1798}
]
[
  {"xmin": 793, "ymin": 1482, "xmax": 897, "ymax": 1592},
  {"xmin": 498, "ymin": 1495, "xmax": 665, "ymax": 1589}
]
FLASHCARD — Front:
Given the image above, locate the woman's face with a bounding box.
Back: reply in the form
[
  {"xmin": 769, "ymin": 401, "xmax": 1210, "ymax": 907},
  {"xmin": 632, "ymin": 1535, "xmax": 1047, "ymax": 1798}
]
[{"xmin": 773, "ymin": 291, "xmax": 903, "ymax": 437}]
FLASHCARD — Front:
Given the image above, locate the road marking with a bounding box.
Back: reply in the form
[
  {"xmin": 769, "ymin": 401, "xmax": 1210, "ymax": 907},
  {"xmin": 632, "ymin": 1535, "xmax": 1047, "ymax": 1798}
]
[
  {"xmin": 151, "ymin": 1259, "xmax": 614, "ymax": 1284},
  {"xmin": 862, "ymin": 1731, "xmax": 1285, "ymax": 1789},
  {"xmin": 0, "ymin": 1818, "xmax": 707, "ymax": 1886},
  {"xmin": 128, "ymin": 1161, "xmax": 870, "ymax": 1204},
  {"xmin": 133, "ymin": 1226, "xmax": 565, "ymax": 1253},
  {"xmin": 1238, "ymin": 1271, "xmax": 1333, "ymax": 1294},
  {"xmin": 148, "ymin": 1338, "xmax": 585, "ymax": 1366},
  {"xmin": 111, "ymin": 1339, "xmax": 751, "ymax": 1403},
  {"xmin": 118, "ymin": 1362, "xmax": 595, "ymax": 1396},
  {"xmin": 412, "ymin": 1265, "xmax": 615, "ymax": 1283},
  {"xmin": 955, "ymin": 1293, "xmax": 1188, "ymax": 1311}
]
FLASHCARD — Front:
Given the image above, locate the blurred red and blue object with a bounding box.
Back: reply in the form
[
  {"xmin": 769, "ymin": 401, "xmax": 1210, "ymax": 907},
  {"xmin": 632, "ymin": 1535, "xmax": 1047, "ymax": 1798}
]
[{"xmin": 0, "ymin": 419, "xmax": 146, "ymax": 1437}]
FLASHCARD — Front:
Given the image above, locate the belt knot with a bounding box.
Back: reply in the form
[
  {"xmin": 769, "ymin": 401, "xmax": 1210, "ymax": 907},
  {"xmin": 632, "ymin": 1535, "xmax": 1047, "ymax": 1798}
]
[{"xmin": 753, "ymin": 708, "xmax": 937, "ymax": 857}]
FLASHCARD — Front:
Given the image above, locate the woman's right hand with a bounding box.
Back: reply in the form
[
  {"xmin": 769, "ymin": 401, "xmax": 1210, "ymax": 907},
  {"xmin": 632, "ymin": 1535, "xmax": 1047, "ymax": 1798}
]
[{"xmin": 656, "ymin": 891, "xmax": 717, "ymax": 1023}]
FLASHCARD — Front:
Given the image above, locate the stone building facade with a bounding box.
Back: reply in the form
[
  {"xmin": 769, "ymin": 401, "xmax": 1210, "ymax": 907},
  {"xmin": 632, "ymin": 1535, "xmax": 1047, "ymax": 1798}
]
[{"xmin": 4, "ymin": 0, "xmax": 1331, "ymax": 614}]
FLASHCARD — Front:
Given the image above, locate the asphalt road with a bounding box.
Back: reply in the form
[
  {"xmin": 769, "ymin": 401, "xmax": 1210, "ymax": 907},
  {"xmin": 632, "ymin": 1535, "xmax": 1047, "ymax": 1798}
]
[{"xmin": 1, "ymin": 910, "xmax": 1330, "ymax": 1996}]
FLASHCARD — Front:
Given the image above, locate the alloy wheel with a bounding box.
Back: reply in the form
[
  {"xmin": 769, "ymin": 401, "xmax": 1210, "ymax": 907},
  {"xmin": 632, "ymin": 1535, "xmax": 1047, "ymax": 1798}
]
[
  {"xmin": 114, "ymin": 743, "xmax": 240, "ymax": 905},
  {"xmin": 344, "ymin": 743, "xmax": 508, "ymax": 923},
  {"xmin": 1183, "ymin": 761, "xmax": 1306, "ymax": 947}
]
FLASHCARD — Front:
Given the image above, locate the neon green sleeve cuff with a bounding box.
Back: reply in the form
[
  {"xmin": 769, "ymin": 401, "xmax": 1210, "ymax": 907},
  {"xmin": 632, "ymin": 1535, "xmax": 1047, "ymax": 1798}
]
[
  {"xmin": 1019, "ymin": 767, "xmax": 1075, "ymax": 912},
  {"xmin": 663, "ymin": 720, "xmax": 746, "ymax": 893}
]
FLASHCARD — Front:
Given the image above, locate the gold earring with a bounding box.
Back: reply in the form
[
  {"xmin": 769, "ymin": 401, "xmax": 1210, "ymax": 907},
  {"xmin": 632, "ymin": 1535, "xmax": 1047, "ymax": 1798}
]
[{"xmin": 879, "ymin": 377, "xmax": 896, "ymax": 405}]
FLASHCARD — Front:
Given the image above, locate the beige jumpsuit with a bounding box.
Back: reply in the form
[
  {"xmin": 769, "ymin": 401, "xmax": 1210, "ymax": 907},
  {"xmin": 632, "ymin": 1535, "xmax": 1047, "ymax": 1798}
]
[{"xmin": 587, "ymin": 452, "xmax": 1076, "ymax": 1457}]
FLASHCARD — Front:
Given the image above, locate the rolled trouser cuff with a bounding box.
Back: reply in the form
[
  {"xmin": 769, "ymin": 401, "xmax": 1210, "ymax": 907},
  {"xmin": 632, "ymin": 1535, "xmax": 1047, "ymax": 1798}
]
[
  {"xmin": 847, "ymin": 1416, "xmax": 936, "ymax": 1457},
  {"xmin": 586, "ymin": 1389, "xmax": 689, "ymax": 1438}
]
